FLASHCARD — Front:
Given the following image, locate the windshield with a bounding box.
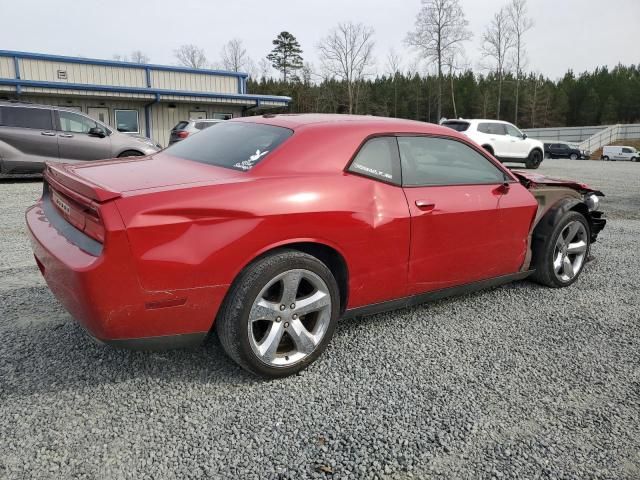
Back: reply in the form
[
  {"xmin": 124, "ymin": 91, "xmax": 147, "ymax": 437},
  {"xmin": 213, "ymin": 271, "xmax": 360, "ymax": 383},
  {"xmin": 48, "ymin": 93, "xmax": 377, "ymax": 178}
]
[
  {"xmin": 165, "ymin": 121, "xmax": 293, "ymax": 171},
  {"xmin": 442, "ymin": 121, "xmax": 470, "ymax": 132}
]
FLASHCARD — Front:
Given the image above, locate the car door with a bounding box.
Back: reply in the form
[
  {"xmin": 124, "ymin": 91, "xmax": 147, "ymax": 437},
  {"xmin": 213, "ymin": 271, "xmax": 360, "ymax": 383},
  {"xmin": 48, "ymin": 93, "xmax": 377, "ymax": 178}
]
[
  {"xmin": 478, "ymin": 122, "xmax": 509, "ymax": 158},
  {"xmin": 0, "ymin": 105, "xmax": 58, "ymax": 173},
  {"xmin": 504, "ymin": 123, "xmax": 529, "ymax": 158},
  {"xmin": 398, "ymin": 135, "xmax": 534, "ymax": 294},
  {"xmin": 55, "ymin": 110, "xmax": 112, "ymax": 163}
]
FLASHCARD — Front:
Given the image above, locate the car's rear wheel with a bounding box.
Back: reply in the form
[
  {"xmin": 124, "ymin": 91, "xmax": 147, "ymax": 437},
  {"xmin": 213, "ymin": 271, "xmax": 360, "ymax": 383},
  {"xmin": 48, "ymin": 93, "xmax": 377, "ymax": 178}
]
[
  {"xmin": 570, "ymin": 153, "xmax": 578, "ymax": 160},
  {"xmin": 525, "ymin": 149, "xmax": 543, "ymax": 169},
  {"xmin": 531, "ymin": 211, "xmax": 590, "ymax": 288},
  {"xmin": 118, "ymin": 150, "xmax": 144, "ymax": 158},
  {"xmin": 216, "ymin": 250, "xmax": 340, "ymax": 378},
  {"xmin": 602, "ymin": 156, "xmax": 609, "ymax": 161}
]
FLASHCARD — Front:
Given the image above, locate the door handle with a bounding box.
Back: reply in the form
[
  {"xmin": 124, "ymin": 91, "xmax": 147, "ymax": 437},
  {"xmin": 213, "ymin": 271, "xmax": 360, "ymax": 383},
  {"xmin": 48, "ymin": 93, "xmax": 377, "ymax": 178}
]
[
  {"xmin": 59, "ymin": 133, "xmax": 74, "ymax": 138},
  {"xmin": 41, "ymin": 131, "xmax": 56, "ymax": 136},
  {"xmin": 415, "ymin": 200, "xmax": 435, "ymax": 212}
]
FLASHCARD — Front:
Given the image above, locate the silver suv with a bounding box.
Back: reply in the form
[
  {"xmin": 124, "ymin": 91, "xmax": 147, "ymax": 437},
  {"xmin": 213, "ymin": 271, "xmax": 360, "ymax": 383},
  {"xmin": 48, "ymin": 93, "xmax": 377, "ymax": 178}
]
[
  {"xmin": 168, "ymin": 119, "xmax": 222, "ymax": 145},
  {"xmin": 0, "ymin": 102, "xmax": 161, "ymax": 175}
]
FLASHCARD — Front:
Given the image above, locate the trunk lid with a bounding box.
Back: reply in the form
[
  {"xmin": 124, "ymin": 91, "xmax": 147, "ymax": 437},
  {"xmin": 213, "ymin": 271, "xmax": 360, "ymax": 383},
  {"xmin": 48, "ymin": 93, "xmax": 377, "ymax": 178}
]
[{"xmin": 45, "ymin": 153, "xmax": 243, "ymax": 201}]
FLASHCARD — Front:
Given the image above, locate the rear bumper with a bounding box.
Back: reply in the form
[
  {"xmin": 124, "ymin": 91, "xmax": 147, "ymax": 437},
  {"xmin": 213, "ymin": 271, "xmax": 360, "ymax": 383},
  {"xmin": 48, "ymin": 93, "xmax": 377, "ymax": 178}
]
[{"xmin": 26, "ymin": 201, "xmax": 228, "ymax": 348}]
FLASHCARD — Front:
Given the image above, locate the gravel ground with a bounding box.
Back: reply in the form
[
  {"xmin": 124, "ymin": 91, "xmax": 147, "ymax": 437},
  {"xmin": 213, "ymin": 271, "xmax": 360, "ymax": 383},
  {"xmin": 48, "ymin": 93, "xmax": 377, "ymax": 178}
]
[{"xmin": 0, "ymin": 159, "xmax": 639, "ymax": 479}]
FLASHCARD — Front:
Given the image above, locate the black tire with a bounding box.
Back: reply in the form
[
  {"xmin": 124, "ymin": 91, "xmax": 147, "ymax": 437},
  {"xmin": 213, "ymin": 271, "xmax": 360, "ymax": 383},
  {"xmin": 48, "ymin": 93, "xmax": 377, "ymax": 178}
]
[
  {"xmin": 525, "ymin": 149, "xmax": 543, "ymax": 169},
  {"xmin": 216, "ymin": 249, "xmax": 340, "ymax": 378},
  {"xmin": 118, "ymin": 150, "xmax": 144, "ymax": 158},
  {"xmin": 530, "ymin": 211, "xmax": 590, "ymax": 288},
  {"xmin": 602, "ymin": 156, "xmax": 609, "ymax": 161}
]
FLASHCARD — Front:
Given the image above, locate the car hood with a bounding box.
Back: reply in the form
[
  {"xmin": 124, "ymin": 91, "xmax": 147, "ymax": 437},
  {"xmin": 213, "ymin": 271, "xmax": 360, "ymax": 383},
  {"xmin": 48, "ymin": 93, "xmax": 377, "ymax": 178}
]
[
  {"xmin": 46, "ymin": 153, "xmax": 245, "ymax": 200},
  {"xmin": 512, "ymin": 170, "xmax": 604, "ymax": 196}
]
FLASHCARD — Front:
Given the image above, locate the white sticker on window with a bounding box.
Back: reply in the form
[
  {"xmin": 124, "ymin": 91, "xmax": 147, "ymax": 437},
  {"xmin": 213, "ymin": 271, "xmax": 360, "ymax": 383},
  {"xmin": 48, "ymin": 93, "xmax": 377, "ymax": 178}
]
[
  {"xmin": 353, "ymin": 163, "xmax": 393, "ymax": 180},
  {"xmin": 233, "ymin": 149, "xmax": 270, "ymax": 171}
]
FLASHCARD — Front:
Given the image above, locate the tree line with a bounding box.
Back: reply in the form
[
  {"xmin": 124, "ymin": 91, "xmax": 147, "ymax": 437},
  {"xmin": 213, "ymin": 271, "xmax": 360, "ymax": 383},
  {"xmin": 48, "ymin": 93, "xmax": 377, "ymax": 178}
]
[{"xmin": 114, "ymin": 0, "xmax": 640, "ymax": 128}]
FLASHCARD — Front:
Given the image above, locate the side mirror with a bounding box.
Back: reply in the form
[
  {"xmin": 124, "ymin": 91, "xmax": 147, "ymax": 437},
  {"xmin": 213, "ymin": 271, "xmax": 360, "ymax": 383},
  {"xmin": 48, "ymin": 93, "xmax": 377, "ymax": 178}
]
[
  {"xmin": 522, "ymin": 133, "xmax": 528, "ymax": 139},
  {"xmin": 88, "ymin": 127, "xmax": 106, "ymax": 138}
]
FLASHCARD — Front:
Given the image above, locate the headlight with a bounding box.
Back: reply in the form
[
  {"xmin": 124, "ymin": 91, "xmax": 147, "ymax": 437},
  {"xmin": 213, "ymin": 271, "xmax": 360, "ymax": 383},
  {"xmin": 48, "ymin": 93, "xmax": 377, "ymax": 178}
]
[{"xmin": 584, "ymin": 193, "xmax": 599, "ymax": 212}]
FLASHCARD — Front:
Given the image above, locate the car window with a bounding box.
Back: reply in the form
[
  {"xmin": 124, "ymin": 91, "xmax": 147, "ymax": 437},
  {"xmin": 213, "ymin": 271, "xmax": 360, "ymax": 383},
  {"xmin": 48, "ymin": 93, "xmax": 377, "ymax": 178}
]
[
  {"xmin": 622, "ymin": 148, "xmax": 632, "ymax": 153},
  {"xmin": 165, "ymin": 121, "xmax": 292, "ymax": 171},
  {"xmin": 58, "ymin": 111, "xmax": 98, "ymax": 134},
  {"xmin": 0, "ymin": 106, "xmax": 53, "ymax": 130},
  {"xmin": 441, "ymin": 121, "xmax": 470, "ymax": 132},
  {"xmin": 195, "ymin": 121, "xmax": 217, "ymax": 130},
  {"xmin": 173, "ymin": 121, "xmax": 189, "ymax": 131},
  {"xmin": 398, "ymin": 136, "xmax": 506, "ymax": 187},
  {"xmin": 347, "ymin": 137, "xmax": 400, "ymax": 184},
  {"xmin": 478, "ymin": 122, "xmax": 506, "ymax": 135},
  {"xmin": 505, "ymin": 124, "xmax": 522, "ymax": 137}
]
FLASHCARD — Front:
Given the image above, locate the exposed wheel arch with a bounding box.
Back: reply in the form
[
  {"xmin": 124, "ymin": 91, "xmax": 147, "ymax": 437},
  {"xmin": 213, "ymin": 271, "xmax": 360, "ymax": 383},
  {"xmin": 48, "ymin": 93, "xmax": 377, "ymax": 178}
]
[
  {"xmin": 117, "ymin": 150, "xmax": 145, "ymax": 158},
  {"xmin": 482, "ymin": 144, "xmax": 494, "ymax": 155},
  {"xmin": 228, "ymin": 241, "xmax": 349, "ymax": 314}
]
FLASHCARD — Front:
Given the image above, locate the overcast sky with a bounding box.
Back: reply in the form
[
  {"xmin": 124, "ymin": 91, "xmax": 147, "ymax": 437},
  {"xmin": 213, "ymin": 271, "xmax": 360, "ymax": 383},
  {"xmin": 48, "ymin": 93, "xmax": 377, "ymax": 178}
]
[{"xmin": 1, "ymin": 0, "xmax": 638, "ymax": 80}]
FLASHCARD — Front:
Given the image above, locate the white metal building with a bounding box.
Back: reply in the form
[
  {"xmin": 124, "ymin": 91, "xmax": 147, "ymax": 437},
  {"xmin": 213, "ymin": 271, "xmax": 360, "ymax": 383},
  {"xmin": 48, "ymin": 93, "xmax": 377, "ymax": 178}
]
[{"xmin": 0, "ymin": 50, "xmax": 290, "ymax": 147}]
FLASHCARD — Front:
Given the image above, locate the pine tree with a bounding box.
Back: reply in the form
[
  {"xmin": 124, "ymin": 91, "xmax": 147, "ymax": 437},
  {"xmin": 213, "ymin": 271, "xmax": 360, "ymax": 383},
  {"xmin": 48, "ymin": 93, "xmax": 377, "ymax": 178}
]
[{"xmin": 267, "ymin": 32, "xmax": 304, "ymax": 82}]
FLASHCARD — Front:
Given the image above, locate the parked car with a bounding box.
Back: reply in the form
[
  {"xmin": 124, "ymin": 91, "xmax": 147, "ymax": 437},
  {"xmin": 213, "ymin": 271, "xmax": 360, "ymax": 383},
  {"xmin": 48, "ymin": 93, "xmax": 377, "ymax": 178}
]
[
  {"xmin": 27, "ymin": 114, "xmax": 606, "ymax": 378},
  {"xmin": 168, "ymin": 119, "xmax": 222, "ymax": 145},
  {"xmin": 442, "ymin": 119, "xmax": 545, "ymax": 169},
  {"xmin": 601, "ymin": 145, "xmax": 639, "ymax": 162},
  {"xmin": 544, "ymin": 142, "xmax": 590, "ymax": 160},
  {"xmin": 0, "ymin": 101, "xmax": 160, "ymax": 175}
]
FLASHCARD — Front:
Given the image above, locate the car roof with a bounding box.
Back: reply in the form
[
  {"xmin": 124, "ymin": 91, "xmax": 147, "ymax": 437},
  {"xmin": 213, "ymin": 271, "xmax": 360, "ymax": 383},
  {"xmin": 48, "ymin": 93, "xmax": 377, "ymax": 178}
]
[
  {"xmin": 448, "ymin": 118, "xmax": 513, "ymax": 125},
  {"xmin": 233, "ymin": 113, "xmax": 460, "ymax": 136},
  {"xmin": 0, "ymin": 100, "xmax": 87, "ymax": 115}
]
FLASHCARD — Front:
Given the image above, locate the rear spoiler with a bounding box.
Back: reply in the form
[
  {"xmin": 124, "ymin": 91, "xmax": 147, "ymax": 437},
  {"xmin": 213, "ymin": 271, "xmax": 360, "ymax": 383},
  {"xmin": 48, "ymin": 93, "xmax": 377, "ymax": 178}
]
[{"xmin": 45, "ymin": 163, "xmax": 121, "ymax": 203}]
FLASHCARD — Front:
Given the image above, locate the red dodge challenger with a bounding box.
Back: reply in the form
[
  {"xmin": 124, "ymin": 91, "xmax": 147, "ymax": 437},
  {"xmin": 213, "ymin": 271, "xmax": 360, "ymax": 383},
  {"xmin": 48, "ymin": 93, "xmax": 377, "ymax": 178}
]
[{"xmin": 26, "ymin": 114, "xmax": 606, "ymax": 378}]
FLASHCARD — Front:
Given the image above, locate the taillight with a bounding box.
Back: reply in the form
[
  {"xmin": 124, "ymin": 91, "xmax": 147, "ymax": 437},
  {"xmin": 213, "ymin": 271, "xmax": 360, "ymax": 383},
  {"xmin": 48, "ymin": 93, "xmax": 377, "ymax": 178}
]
[
  {"xmin": 82, "ymin": 208, "xmax": 106, "ymax": 242},
  {"xmin": 51, "ymin": 188, "xmax": 105, "ymax": 243},
  {"xmin": 177, "ymin": 131, "xmax": 189, "ymax": 138}
]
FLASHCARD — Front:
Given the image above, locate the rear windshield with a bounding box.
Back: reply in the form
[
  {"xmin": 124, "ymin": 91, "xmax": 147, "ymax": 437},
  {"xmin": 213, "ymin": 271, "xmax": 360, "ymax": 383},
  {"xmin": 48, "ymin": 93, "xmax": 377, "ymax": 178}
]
[
  {"xmin": 165, "ymin": 121, "xmax": 293, "ymax": 171},
  {"xmin": 172, "ymin": 121, "xmax": 189, "ymax": 131},
  {"xmin": 442, "ymin": 121, "xmax": 470, "ymax": 132},
  {"xmin": 195, "ymin": 121, "xmax": 217, "ymax": 130}
]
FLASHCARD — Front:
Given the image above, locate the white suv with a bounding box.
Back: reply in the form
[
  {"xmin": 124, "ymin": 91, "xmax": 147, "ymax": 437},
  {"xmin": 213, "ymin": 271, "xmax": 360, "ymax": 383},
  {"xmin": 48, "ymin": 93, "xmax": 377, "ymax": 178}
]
[{"xmin": 441, "ymin": 119, "xmax": 545, "ymax": 169}]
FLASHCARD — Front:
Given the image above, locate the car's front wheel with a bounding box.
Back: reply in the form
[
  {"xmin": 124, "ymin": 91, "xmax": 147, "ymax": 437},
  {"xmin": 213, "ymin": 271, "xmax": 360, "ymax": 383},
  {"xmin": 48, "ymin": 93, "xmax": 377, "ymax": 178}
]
[
  {"xmin": 525, "ymin": 149, "xmax": 543, "ymax": 169},
  {"xmin": 531, "ymin": 211, "xmax": 590, "ymax": 288},
  {"xmin": 570, "ymin": 153, "xmax": 578, "ymax": 160},
  {"xmin": 216, "ymin": 250, "xmax": 340, "ymax": 378}
]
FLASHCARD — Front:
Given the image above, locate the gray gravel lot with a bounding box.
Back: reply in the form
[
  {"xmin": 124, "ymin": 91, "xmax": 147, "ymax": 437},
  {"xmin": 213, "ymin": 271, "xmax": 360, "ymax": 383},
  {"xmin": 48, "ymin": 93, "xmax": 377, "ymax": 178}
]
[{"xmin": 1, "ymin": 159, "xmax": 639, "ymax": 479}]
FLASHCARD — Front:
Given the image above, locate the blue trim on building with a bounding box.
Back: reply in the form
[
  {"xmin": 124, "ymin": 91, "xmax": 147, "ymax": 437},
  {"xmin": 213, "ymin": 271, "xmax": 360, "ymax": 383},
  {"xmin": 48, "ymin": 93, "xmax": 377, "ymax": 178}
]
[
  {"xmin": 145, "ymin": 67, "xmax": 152, "ymax": 88},
  {"xmin": 0, "ymin": 78, "xmax": 291, "ymax": 105},
  {"xmin": 0, "ymin": 50, "xmax": 249, "ymax": 79},
  {"xmin": 13, "ymin": 56, "xmax": 21, "ymax": 95},
  {"xmin": 144, "ymin": 94, "xmax": 160, "ymax": 138}
]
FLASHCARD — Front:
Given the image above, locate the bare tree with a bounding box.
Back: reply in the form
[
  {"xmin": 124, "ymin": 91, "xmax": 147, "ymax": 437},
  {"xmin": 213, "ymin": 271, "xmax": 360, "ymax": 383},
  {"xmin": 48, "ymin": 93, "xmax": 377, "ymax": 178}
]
[
  {"xmin": 481, "ymin": 7, "xmax": 514, "ymax": 119},
  {"xmin": 508, "ymin": 0, "xmax": 534, "ymax": 124},
  {"xmin": 386, "ymin": 48, "xmax": 403, "ymax": 117},
  {"xmin": 444, "ymin": 48, "xmax": 467, "ymax": 119},
  {"xmin": 221, "ymin": 39, "xmax": 250, "ymax": 73},
  {"xmin": 317, "ymin": 22, "xmax": 375, "ymax": 114},
  {"xmin": 130, "ymin": 51, "xmax": 150, "ymax": 64},
  {"xmin": 406, "ymin": 0, "xmax": 472, "ymax": 121},
  {"xmin": 174, "ymin": 44, "xmax": 208, "ymax": 69},
  {"xmin": 258, "ymin": 58, "xmax": 272, "ymax": 80}
]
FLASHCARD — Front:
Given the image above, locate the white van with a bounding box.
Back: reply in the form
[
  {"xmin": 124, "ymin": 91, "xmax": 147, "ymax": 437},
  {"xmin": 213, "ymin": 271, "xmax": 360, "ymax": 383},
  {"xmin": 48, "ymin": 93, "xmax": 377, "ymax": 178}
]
[{"xmin": 601, "ymin": 145, "xmax": 639, "ymax": 162}]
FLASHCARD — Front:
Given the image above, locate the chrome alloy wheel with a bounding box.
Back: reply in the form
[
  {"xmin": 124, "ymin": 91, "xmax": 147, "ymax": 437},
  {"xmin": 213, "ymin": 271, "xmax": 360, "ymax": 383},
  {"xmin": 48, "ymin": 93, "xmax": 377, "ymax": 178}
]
[
  {"xmin": 248, "ymin": 269, "xmax": 332, "ymax": 367},
  {"xmin": 553, "ymin": 220, "xmax": 588, "ymax": 282}
]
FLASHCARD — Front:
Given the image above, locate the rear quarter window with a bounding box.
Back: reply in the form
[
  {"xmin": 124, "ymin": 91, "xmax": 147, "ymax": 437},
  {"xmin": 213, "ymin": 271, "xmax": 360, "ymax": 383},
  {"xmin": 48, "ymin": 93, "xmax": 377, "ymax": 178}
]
[
  {"xmin": 0, "ymin": 106, "xmax": 53, "ymax": 130},
  {"xmin": 172, "ymin": 121, "xmax": 189, "ymax": 131},
  {"xmin": 165, "ymin": 122, "xmax": 293, "ymax": 171}
]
